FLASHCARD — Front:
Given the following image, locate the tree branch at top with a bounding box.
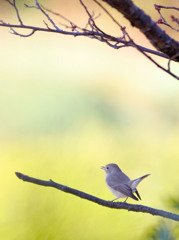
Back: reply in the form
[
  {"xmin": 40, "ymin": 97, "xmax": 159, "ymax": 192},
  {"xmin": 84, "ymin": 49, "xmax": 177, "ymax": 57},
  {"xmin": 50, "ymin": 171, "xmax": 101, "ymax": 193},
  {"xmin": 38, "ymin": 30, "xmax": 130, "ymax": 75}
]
[{"xmin": 1, "ymin": 0, "xmax": 179, "ymax": 80}]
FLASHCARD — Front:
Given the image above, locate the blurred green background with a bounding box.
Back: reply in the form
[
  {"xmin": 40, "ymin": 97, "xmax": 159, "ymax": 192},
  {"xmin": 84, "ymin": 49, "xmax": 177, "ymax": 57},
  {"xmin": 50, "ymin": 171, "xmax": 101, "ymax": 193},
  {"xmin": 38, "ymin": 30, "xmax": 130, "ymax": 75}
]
[{"xmin": 0, "ymin": 0, "xmax": 179, "ymax": 239}]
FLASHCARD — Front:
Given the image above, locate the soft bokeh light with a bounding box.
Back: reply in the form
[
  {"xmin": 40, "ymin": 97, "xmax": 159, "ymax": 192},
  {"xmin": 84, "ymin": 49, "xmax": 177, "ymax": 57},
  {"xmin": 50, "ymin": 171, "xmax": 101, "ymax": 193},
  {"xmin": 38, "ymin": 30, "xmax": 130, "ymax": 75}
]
[{"xmin": 0, "ymin": 0, "xmax": 179, "ymax": 239}]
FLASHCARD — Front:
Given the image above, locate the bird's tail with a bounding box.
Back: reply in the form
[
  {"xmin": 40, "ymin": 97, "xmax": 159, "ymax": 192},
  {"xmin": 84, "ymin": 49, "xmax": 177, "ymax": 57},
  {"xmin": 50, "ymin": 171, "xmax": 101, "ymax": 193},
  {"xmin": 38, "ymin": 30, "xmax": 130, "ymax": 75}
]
[{"xmin": 131, "ymin": 174, "xmax": 150, "ymax": 189}]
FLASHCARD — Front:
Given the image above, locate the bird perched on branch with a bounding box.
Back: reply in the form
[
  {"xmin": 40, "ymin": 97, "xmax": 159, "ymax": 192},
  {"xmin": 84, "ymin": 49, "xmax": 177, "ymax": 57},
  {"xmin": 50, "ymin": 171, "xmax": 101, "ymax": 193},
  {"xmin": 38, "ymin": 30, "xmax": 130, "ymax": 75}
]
[{"xmin": 101, "ymin": 163, "xmax": 150, "ymax": 202}]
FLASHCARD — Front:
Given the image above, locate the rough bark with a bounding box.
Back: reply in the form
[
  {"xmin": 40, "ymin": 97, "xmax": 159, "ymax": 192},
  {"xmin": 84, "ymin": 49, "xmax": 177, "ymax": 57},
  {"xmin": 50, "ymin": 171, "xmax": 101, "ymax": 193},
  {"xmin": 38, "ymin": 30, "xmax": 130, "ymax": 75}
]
[{"xmin": 102, "ymin": 0, "xmax": 179, "ymax": 61}]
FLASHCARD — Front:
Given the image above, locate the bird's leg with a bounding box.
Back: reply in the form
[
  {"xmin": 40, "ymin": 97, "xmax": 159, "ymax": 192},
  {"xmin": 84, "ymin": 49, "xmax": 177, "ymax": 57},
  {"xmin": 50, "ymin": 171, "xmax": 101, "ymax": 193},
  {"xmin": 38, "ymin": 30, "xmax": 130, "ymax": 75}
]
[
  {"xmin": 124, "ymin": 197, "xmax": 128, "ymax": 203},
  {"xmin": 111, "ymin": 197, "xmax": 119, "ymax": 202}
]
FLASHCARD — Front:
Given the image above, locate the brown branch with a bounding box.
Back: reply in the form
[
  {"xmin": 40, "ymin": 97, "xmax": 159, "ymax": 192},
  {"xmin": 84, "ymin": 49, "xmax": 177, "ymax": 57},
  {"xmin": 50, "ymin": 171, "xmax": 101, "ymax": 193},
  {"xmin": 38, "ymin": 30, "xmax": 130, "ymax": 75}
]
[
  {"xmin": 102, "ymin": 0, "xmax": 179, "ymax": 62},
  {"xmin": 15, "ymin": 172, "xmax": 179, "ymax": 222},
  {"xmin": 1, "ymin": 0, "xmax": 178, "ymax": 80}
]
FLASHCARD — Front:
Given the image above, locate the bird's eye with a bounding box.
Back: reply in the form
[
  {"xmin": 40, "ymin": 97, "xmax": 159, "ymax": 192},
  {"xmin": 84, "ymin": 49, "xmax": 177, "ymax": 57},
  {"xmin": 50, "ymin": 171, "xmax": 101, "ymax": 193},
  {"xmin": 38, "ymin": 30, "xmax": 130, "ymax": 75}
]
[{"xmin": 106, "ymin": 167, "xmax": 109, "ymax": 170}]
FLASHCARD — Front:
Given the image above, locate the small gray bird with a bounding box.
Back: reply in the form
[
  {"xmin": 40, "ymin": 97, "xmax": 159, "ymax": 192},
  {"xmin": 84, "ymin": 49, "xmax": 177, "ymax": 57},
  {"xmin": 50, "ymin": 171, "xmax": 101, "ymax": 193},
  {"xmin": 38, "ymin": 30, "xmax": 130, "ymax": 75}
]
[{"xmin": 101, "ymin": 163, "xmax": 150, "ymax": 202}]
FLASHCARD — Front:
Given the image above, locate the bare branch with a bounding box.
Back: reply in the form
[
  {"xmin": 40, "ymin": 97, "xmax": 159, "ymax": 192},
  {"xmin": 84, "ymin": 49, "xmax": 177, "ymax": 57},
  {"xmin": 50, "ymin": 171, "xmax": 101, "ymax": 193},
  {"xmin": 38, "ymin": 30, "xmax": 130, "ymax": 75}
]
[
  {"xmin": 102, "ymin": 0, "xmax": 179, "ymax": 61},
  {"xmin": 15, "ymin": 172, "xmax": 179, "ymax": 222}
]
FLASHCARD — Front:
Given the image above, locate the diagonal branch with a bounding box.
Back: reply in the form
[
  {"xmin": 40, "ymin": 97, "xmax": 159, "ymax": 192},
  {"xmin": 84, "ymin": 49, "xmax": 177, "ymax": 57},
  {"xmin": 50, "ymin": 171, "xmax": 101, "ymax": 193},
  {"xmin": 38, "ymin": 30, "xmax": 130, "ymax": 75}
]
[
  {"xmin": 5, "ymin": 0, "xmax": 23, "ymax": 25},
  {"xmin": 102, "ymin": 0, "xmax": 179, "ymax": 62},
  {"xmin": 15, "ymin": 172, "xmax": 179, "ymax": 222}
]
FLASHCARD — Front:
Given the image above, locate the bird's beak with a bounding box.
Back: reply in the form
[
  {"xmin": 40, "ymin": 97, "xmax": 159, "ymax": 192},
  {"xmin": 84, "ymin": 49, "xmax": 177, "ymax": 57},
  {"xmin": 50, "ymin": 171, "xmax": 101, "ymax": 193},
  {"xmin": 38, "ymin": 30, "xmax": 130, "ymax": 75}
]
[{"xmin": 101, "ymin": 166, "xmax": 105, "ymax": 170}]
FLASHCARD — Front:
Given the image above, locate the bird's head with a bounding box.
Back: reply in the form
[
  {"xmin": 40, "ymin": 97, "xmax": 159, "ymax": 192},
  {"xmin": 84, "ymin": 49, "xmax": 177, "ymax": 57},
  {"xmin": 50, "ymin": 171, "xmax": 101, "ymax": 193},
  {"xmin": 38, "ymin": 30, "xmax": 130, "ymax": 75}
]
[{"xmin": 101, "ymin": 163, "xmax": 121, "ymax": 174}]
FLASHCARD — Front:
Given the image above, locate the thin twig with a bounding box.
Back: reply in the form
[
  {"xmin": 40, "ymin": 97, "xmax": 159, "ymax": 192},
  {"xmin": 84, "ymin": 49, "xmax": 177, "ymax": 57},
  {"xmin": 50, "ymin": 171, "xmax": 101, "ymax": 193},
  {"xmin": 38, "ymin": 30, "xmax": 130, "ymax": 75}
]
[
  {"xmin": 13, "ymin": 0, "xmax": 23, "ymax": 25},
  {"xmin": 6, "ymin": 0, "xmax": 23, "ymax": 25},
  {"xmin": 34, "ymin": 0, "xmax": 61, "ymax": 31},
  {"xmin": 132, "ymin": 39, "xmax": 179, "ymax": 80},
  {"xmin": 156, "ymin": 6, "xmax": 179, "ymax": 11},
  {"xmin": 94, "ymin": 0, "xmax": 122, "ymax": 29},
  {"xmin": 41, "ymin": 5, "xmax": 83, "ymax": 32},
  {"xmin": 168, "ymin": 52, "xmax": 179, "ymax": 72},
  {"xmin": 10, "ymin": 27, "xmax": 36, "ymax": 37},
  {"xmin": 155, "ymin": 4, "xmax": 179, "ymax": 31},
  {"xmin": 80, "ymin": 0, "xmax": 108, "ymax": 36}
]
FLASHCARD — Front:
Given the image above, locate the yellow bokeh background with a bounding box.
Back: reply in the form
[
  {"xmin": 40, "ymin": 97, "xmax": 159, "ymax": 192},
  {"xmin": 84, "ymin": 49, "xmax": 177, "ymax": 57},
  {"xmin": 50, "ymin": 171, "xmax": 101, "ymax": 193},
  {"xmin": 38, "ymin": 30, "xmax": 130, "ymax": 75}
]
[{"xmin": 0, "ymin": 0, "xmax": 179, "ymax": 239}]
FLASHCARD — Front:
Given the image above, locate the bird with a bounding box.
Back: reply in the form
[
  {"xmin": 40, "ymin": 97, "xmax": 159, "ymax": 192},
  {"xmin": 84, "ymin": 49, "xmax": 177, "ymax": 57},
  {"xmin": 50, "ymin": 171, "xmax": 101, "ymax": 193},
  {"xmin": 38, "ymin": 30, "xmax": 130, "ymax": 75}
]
[{"xmin": 101, "ymin": 163, "xmax": 150, "ymax": 202}]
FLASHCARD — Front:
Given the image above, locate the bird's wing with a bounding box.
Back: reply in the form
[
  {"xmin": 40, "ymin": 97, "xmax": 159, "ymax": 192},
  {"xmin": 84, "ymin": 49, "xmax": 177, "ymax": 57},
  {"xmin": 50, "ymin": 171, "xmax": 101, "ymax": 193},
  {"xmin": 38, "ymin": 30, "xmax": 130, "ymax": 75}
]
[{"xmin": 109, "ymin": 183, "xmax": 138, "ymax": 201}]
